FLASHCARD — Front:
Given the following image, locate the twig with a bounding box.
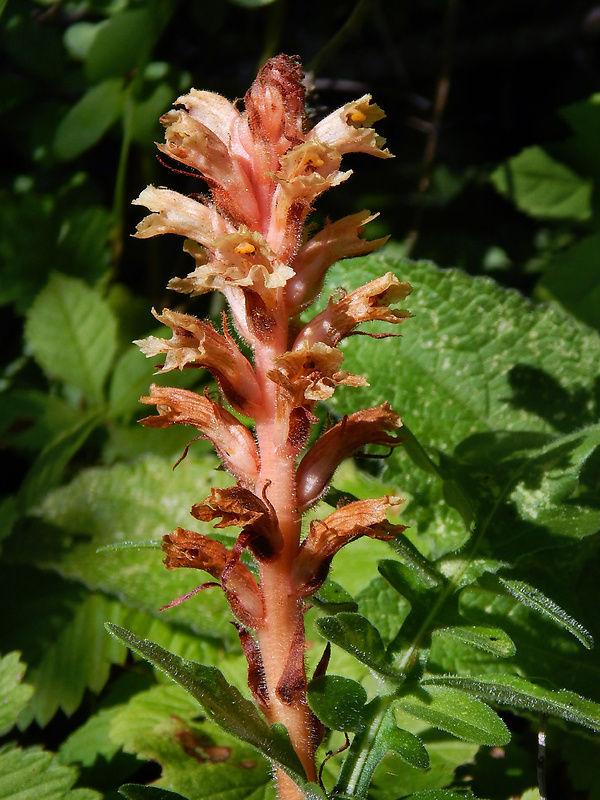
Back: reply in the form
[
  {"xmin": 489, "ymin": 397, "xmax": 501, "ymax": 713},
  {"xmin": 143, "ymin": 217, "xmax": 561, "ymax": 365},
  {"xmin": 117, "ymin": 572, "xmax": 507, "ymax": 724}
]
[
  {"xmin": 405, "ymin": 0, "xmax": 460, "ymax": 256},
  {"xmin": 307, "ymin": 0, "xmax": 374, "ymax": 79}
]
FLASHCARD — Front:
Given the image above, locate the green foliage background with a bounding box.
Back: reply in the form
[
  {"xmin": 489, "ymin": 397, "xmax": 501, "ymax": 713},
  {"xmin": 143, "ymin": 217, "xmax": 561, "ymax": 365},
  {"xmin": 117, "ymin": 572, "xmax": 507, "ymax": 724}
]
[{"xmin": 2, "ymin": 1, "xmax": 600, "ymax": 799}]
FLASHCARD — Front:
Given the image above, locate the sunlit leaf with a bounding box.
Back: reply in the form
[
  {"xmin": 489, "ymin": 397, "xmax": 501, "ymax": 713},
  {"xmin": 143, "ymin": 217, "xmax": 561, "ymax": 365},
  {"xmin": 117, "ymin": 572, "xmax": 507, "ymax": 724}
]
[
  {"xmin": 491, "ymin": 146, "xmax": 592, "ymax": 220},
  {"xmin": 307, "ymin": 675, "xmax": 367, "ymax": 731},
  {"xmin": 423, "ymin": 673, "xmax": 600, "ymax": 732},
  {"xmin": 0, "ymin": 652, "xmax": 33, "ymax": 735},
  {"xmin": 395, "ymin": 686, "xmax": 510, "ymax": 746},
  {"xmin": 432, "ymin": 626, "xmax": 516, "ymax": 658},
  {"xmin": 0, "ymin": 744, "xmax": 100, "ymax": 800}
]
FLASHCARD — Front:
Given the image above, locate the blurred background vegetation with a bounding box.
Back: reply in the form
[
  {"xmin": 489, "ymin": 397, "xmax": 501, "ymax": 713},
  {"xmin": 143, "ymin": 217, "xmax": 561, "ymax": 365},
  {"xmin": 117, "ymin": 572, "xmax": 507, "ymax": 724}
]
[{"xmin": 2, "ymin": 1, "xmax": 600, "ymax": 798}]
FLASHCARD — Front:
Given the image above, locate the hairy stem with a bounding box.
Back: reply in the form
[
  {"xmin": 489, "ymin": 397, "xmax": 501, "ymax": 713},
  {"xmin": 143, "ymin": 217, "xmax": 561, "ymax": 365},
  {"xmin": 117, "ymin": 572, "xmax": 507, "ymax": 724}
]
[{"xmin": 253, "ymin": 309, "xmax": 318, "ymax": 793}]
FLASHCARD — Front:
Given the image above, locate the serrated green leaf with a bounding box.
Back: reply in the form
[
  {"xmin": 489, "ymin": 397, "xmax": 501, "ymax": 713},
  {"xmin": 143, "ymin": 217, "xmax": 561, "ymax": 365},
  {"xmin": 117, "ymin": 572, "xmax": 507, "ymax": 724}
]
[
  {"xmin": 25, "ymin": 456, "xmax": 236, "ymax": 641},
  {"xmin": 491, "ymin": 145, "xmax": 592, "ymax": 220},
  {"xmin": 395, "ymin": 686, "xmax": 510, "ymax": 746},
  {"xmin": 315, "ymin": 613, "xmax": 391, "ymax": 676},
  {"xmin": 498, "ymin": 578, "xmax": 593, "ymax": 649},
  {"xmin": 54, "ymin": 79, "xmax": 125, "ymax": 160},
  {"xmin": 432, "ymin": 626, "xmax": 516, "ymax": 658},
  {"xmin": 24, "ymin": 273, "xmax": 118, "ymax": 403},
  {"xmin": 307, "ymin": 675, "xmax": 367, "ymax": 731},
  {"xmin": 423, "ymin": 673, "xmax": 600, "ymax": 732},
  {"xmin": 0, "ymin": 652, "xmax": 33, "ymax": 735},
  {"xmin": 110, "ymin": 683, "xmax": 275, "ymax": 800},
  {"xmin": 0, "ymin": 744, "xmax": 101, "ymax": 800},
  {"xmin": 105, "ymin": 624, "xmax": 308, "ymax": 787}
]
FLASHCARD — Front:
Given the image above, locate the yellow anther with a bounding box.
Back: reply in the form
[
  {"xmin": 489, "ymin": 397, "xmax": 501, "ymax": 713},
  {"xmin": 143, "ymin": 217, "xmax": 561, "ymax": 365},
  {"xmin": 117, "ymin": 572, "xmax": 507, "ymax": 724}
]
[
  {"xmin": 348, "ymin": 110, "xmax": 367, "ymax": 124},
  {"xmin": 234, "ymin": 242, "xmax": 256, "ymax": 255},
  {"xmin": 307, "ymin": 157, "xmax": 324, "ymax": 168}
]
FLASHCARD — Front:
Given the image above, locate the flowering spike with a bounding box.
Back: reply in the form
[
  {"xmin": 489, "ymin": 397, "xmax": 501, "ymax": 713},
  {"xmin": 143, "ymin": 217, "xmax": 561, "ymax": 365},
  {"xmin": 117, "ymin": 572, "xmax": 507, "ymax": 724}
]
[{"xmin": 134, "ymin": 54, "xmax": 410, "ymax": 798}]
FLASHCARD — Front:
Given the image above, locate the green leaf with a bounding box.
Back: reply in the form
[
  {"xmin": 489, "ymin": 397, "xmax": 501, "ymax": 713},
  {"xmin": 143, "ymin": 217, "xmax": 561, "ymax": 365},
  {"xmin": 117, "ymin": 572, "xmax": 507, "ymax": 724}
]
[
  {"xmin": 307, "ymin": 675, "xmax": 367, "ymax": 731},
  {"xmin": 321, "ymin": 253, "xmax": 600, "ymax": 561},
  {"xmin": 0, "ymin": 652, "xmax": 33, "ymax": 735},
  {"xmin": 313, "ymin": 579, "xmax": 358, "ymax": 613},
  {"xmin": 84, "ymin": 7, "xmax": 170, "ymax": 83},
  {"xmin": 119, "ymin": 788, "xmax": 189, "ymax": 800},
  {"xmin": 26, "ymin": 456, "xmax": 237, "ymax": 641},
  {"xmin": 395, "ymin": 686, "xmax": 510, "ymax": 746},
  {"xmin": 491, "ymin": 145, "xmax": 593, "ymax": 220},
  {"xmin": 334, "ymin": 700, "xmax": 428, "ymax": 799},
  {"xmin": 17, "ymin": 412, "xmax": 101, "ymax": 511},
  {"xmin": 432, "ymin": 626, "xmax": 516, "ymax": 658},
  {"xmin": 539, "ymin": 233, "xmax": 600, "ymax": 330},
  {"xmin": 0, "ymin": 744, "xmax": 101, "ymax": 800},
  {"xmin": 110, "ymin": 683, "xmax": 276, "ymax": 800},
  {"xmin": 54, "ymin": 79, "xmax": 125, "ymax": 160},
  {"xmin": 498, "ymin": 578, "xmax": 593, "ymax": 649},
  {"xmin": 315, "ymin": 613, "xmax": 392, "ymax": 676},
  {"xmin": 423, "ymin": 673, "xmax": 600, "ymax": 732},
  {"xmin": 105, "ymin": 624, "xmax": 308, "ymax": 787},
  {"xmin": 24, "ymin": 273, "xmax": 118, "ymax": 403}
]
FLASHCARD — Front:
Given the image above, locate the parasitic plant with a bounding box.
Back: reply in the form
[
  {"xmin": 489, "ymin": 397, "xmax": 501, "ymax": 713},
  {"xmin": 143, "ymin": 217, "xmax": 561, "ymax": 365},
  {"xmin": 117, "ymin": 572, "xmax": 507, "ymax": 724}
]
[{"xmin": 130, "ymin": 54, "xmax": 411, "ymax": 798}]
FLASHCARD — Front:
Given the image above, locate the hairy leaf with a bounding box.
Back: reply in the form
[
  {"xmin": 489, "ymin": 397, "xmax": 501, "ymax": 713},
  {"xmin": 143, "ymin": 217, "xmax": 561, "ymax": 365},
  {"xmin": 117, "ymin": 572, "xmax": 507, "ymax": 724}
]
[
  {"xmin": 432, "ymin": 626, "xmax": 516, "ymax": 658},
  {"xmin": 498, "ymin": 578, "xmax": 593, "ymax": 648},
  {"xmin": 307, "ymin": 675, "xmax": 367, "ymax": 731},
  {"xmin": 26, "ymin": 456, "xmax": 236, "ymax": 641},
  {"xmin": 105, "ymin": 624, "xmax": 309, "ymax": 788},
  {"xmin": 315, "ymin": 613, "xmax": 392, "ymax": 677},
  {"xmin": 424, "ymin": 673, "xmax": 600, "ymax": 732},
  {"xmin": 395, "ymin": 686, "xmax": 510, "ymax": 746},
  {"xmin": 110, "ymin": 683, "xmax": 275, "ymax": 800}
]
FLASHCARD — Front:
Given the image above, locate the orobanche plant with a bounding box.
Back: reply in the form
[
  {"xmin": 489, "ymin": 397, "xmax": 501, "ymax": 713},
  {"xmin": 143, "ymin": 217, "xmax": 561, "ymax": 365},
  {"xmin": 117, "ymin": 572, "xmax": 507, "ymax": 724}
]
[{"xmin": 107, "ymin": 54, "xmax": 600, "ymax": 800}]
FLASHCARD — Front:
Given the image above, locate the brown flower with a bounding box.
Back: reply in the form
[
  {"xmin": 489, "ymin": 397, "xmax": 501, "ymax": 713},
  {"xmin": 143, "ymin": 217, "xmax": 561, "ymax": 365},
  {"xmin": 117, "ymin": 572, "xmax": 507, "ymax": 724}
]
[
  {"xmin": 267, "ymin": 342, "xmax": 367, "ymax": 409},
  {"xmin": 135, "ymin": 308, "xmax": 261, "ymax": 415},
  {"xmin": 295, "ymin": 272, "xmax": 413, "ymax": 349},
  {"xmin": 293, "ymin": 496, "xmax": 406, "ymax": 596},
  {"xmin": 163, "ymin": 527, "xmax": 264, "ymax": 628},
  {"xmin": 139, "ymin": 385, "xmax": 259, "ymax": 488},
  {"xmin": 296, "ymin": 404, "xmax": 403, "ymax": 510}
]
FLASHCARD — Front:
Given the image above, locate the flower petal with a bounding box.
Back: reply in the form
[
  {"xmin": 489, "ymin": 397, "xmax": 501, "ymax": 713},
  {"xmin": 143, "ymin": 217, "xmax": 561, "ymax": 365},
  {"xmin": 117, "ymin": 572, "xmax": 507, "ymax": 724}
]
[
  {"xmin": 191, "ymin": 485, "xmax": 283, "ymax": 560},
  {"xmin": 296, "ymin": 403, "xmax": 403, "ymax": 510},
  {"xmin": 286, "ymin": 211, "xmax": 389, "ymax": 313},
  {"xmin": 133, "ymin": 186, "xmax": 232, "ymax": 244},
  {"xmin": 267, "ymin": 342, "xmax": 367, "ymax": 407},
  {"xmin": 312, "ymin": 95, "xmax": 392, "ymax": 158},
  {"xmin": 139, "ymin": 384, "xmax": 259, "ymax": 487},
  {"xmin": 135, "ymin": 308, "xmax": 261, "ymax": 414},
  {"xmin": 293, "ymin": 496, "xmax": 406, "ymax": 596},
  {"xmin": 295, "ymin": 272, "xmax": 412, "ymax": 348},
  {"xmin": 163, "ymin": 527, "xmax": 264, "ymax": 627}
]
